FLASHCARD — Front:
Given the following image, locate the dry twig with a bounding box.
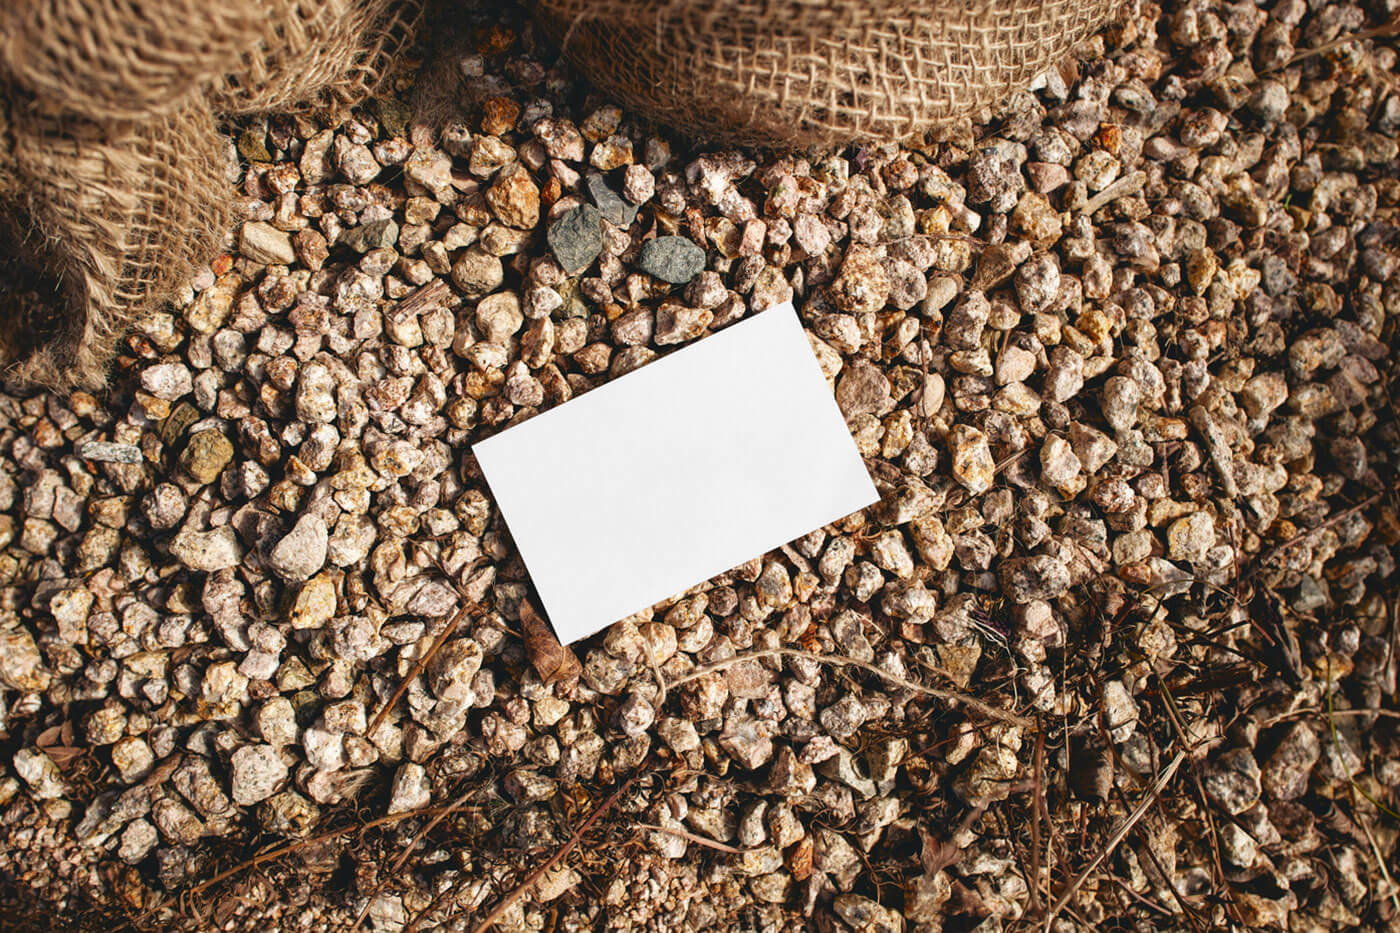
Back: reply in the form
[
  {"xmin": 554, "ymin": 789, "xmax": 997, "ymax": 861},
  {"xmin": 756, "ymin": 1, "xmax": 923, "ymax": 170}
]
[
  {"xmin": 367, "ymin": 601, "xmax": 475, "ymax": 739},
  {"xmin": 124, "ymin": 801, "xmax": 476, "ymax": 930},
  {"xmin": 350, "ymin": 783, "xmax": 486, "ymax": 932},
  {"xmin": 634, "ymin": 823, "xmax": 753, "ymax": 855},
  {"xmin": 1080, "ymin": 171, "xmax": 1147, "ymax": 215},
  {"xmin": 469, "ymin": 766, "xmax": 648, "ymax": 933},
  {"xmin": 664, "ymin": 646, "xmax": 1032, "ymax": 727},
  {"xmin": 1249, "ymin": 493, "xmax": 1382, "ymax": 575},
  {"xmin": 1043, "ymin": 750, "xmax": 1186, "ymax": 932},
  {"xmin": 1262, "ymin": 21, "xmax": 1400, "ymax": 72}
]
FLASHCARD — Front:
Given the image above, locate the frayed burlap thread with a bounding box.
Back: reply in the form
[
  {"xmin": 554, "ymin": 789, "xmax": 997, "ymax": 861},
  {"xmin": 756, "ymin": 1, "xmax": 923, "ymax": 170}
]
[
  {"xmin": 535, "ymin": 0, "xmax": 1117, "ymax": 147},
  {"xmin": 0, "ymin": 0, "xmax": 422, "ymax": 390}
]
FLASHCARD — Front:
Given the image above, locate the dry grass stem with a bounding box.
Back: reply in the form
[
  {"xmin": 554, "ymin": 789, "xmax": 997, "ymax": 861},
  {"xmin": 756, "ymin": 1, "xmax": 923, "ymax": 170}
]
[
  {"xmin": 1043, "ymin": 750, "xmax": 1186, "ymax": 931},
  {"xmin": 469, "ymin": 766, "xmax": 648, "ymax": 933},
  {"xmin": 664, "ymin": 646, "xmax": 1033, "ymax": 727}
]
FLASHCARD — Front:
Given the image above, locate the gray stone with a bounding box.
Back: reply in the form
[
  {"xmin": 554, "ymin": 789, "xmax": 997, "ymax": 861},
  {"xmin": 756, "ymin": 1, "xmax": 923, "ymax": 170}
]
[
  {"xmin": 170, "ymin": 526, "xmax": 243, "ymax": 572},
  {"xmin": 260, "ymin": 790, "xmax": 321, "ymax": 838},
  {"xmin": 585, "ymin": 173, "xmax": 638, "ymax": 227},
  {"xmin": 836, "ymin": 361, "xmax": 892, "ymax": 418},
  {"xmin": 1039, "ymin": 434, "xmax": 1083, "ymax": 497},
  {"xmin": 302, "ymin": 727, "xmax": 344, "ymax": 772},
  {"xmin": 388, "ymin": 762, "xmax": 431, "ymax": 814},
  {"xmin": 1043, "ymin": 347, "xmax": 1085, "ymax": 403},
  {"xmin": 76, "ymin": 441, "xmax": 142, "ymax": 464},
  {"xmin": 1101, "ymin": 681, "xmax": 1138, "ymax": 744},
  {"xmin": 341, "ymin": 219, "xmax": 399, "ymax": 253},
  {"xmin": 153, "ymin": 798, "xmax": 205, "ymax": 845},
  {"xmin": 14, "ymin": 747, "xmax": 65, "ymax": 799},
  {"xmin": 767, "ymin": 745, "xmax": 816, "ymax": 796},
  {"xmin": 476, "ymin": 292, "xmax": 524, "ymax": 344},
  {"xmin": 820, "ymin": 696, "xmax": 869, "ymax": 740},
  {"xmin": 335, "ymin": 138, "xmax": 380, "ymax": 185},
  {"xmin": 140, "ymin": 362, "xmax": 193, "ymax": 400},
  {"xmin": 1167, "ymin": 512, "xmax": 1216, "ymax": 563},
  {"xmin": 869, "ymin": 531, "xmax": 914, "ymax": 578},
  {"xmin": 428, "ymin": 638, "xmax": 483, "ymax": 704},
  {"xmin": 1261, "ymin": 723, "xmax": 1319, "ymax": 800},
  {"xmin": 0, "ymin": 627, "xmax": 48, "ymax": 691},
  {"xmin": 230, "ymin": 745, "xmax": 288, "ymax": 805},
  {"xmin": 366, "ymin": 895, "xmax": 408, "ymax": 933},
  {"xmin": 638, "ymin": 236, "xmax": 706, "ymax": 285},
  {"xmin": 504, "ymin": 768, "xmax": 558, "ymax": 803},
  {"xmin": 949, "ymin": 425, "xmax": 994, "ymax": 495},
  {"xmin": 834, "ymin": 894, "xmax": 904, "ymax": 933},
  {"xmin": 111, "ymin": 736, "xmax": 154, "ymax": 783},
  {"xmin": 450, "ymin": 246, "xmax": 504, "ymax": 298},
  {"xmin": 547, "ymin": 204, "xmax": 604, "ymax": 274},
  {"xmin": 654, "ymin": 303, "xmax": 712, "ymax": 345},
  {"xmin": 295, "ymin": 362, "xmax": 337, "ymax": 424},
  {"xmin": 719, "ymin": 716, "xmax": 773, "ymax": 769},
  {"xmin": 257, "ymin": 697, "xmax": 298, "ymax": 747},
  {"xmin": 999, "ymin": 555, "xmax": 1070, "ymax": 603},
  {"xmin": 118, "ymin": 819, "xmax": 158, "ymax": 864},
  {"xmin": 814, "ymin": 827, "xmax": 862, "ymax": 889},
  {"xmin": 1203, "ymin": 748, "xmax": 1262, "ymax": 815}
]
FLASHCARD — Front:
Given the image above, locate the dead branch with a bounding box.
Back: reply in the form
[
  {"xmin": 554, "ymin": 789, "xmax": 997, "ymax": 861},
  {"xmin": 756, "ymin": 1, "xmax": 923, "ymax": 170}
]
[
  {"xmin": 468, "ymin": 766, "xmax": 648, "ymax": 933},
  {"xmin": 664, "ymin": 646, "xmax": 1033, "ymax": 728},
  {"xmin": 367, "ymin": 601, "xmax": 475, "ymax": 739},
  {"xmin": 1043, "ymin": 750, "xmax": 1186, "ymax": 932},
  {"xmin": 1250, "ymin": 493, "xmax": 1382, "ymax": 576}
]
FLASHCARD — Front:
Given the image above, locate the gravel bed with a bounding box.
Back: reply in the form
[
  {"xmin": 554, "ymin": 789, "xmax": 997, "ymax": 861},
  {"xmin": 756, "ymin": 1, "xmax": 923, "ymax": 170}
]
[{"xmin": 2, "ymin": 0, "xmax": 1399, "ymax": 929}]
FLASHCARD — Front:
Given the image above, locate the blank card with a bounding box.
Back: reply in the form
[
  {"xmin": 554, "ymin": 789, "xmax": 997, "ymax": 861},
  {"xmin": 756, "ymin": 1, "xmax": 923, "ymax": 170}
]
[{"xmin": 473, "ymin": 301, "xmax": 879, "ymax": 645}]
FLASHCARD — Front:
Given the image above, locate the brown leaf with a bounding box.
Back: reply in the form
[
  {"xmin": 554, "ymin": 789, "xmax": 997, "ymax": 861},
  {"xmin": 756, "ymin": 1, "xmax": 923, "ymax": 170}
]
[
  {"xmin": 919, "ymin": 826, "xmax": 962, "ymax": 875},
  {"xmin": 35, "ymin": 724, "xmax": 63, "ymax": 748},
  {"xmin": 520, "ymin": 599, "xmax": 580, "ymax": 687},
  {"xmin": 142, "ymin": 753, "xmax": 184, "ymax": 788},
  {"xmin": 45, "ymin": 746, "xmax": 83, "ymax": 770},
  {"xmin": 1069, "ymin": 734, "xmax": 1114, "ymax": 803}
]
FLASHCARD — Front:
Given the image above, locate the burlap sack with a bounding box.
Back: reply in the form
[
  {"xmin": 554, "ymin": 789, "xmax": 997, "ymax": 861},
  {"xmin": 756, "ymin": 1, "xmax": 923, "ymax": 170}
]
[
  {"xmin": 2, "ymin": 102, "xmax": 230, "ymax": 389},
  {"xmin": 209, "ymin": 0, "xmax": 423, "ymax": 117},
  {"xmin": 0, "ymin": 1, "xmax": 268, "ymax": 123},
  {"xmin": 0, "ymin": 0, "xmax": 422, "ymax": 391},
  {"xmin": 534, "ymin": 0, "xmax": 1117, "ymax": 147}
]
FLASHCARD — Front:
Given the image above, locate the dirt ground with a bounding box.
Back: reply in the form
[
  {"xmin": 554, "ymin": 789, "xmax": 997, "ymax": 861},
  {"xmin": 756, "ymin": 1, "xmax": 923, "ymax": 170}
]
[{"xmin": 2, "ymin": 0, "xmax": 1400, "ymax": 930}]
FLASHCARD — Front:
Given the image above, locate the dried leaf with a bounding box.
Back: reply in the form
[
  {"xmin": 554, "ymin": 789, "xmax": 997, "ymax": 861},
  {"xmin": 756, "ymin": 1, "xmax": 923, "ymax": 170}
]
[
  {"xmin": 45, "ymin": 746, "xmax": 83, "ymax": 770},
  {"xmin": 35, "ymin": 724, "xmax": 63, "ymax": 748},
  {"xmin": 919, "ymin": 825, "xmax": 962, "ymax": 875},
  {"xmin": 521, "ymin": 599, "xmax": 580, "ymax": 687},
  {"xmin": 1069, "ymin": 734, "xmax": 1114, "ymax": 803},
  {"xmin": 143, "ymin": 753, "xmax": 184, "ymax": 788}
]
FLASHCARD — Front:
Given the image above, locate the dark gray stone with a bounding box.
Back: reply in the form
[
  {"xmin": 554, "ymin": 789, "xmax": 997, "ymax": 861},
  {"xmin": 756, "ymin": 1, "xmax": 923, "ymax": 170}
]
[
  {"xmin": 547, "ymin": 204, "xmax": 604, "ymax": 275},
  {"xmin": 340, "ymin": 219, "xmax": 399, "ymax": 253},
  {"xmin": 585, "ymin": 173, "xmax": 638, "ymax": 228},
  {"xmin": 638, "ymin": 236, "xmax": 706, "ymax": 285}
]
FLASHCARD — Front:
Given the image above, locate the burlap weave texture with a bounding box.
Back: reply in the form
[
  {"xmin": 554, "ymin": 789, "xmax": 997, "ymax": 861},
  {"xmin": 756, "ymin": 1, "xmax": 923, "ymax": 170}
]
[{"xmin": 535, "ymin": 0, "xmax": 1117, "ymax": 147}]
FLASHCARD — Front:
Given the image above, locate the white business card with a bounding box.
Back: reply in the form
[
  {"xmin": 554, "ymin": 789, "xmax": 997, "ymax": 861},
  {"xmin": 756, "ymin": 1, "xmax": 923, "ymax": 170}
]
[{"xmin": 473, "ymin": 301, "xmax": 879, "ymax": 644}]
